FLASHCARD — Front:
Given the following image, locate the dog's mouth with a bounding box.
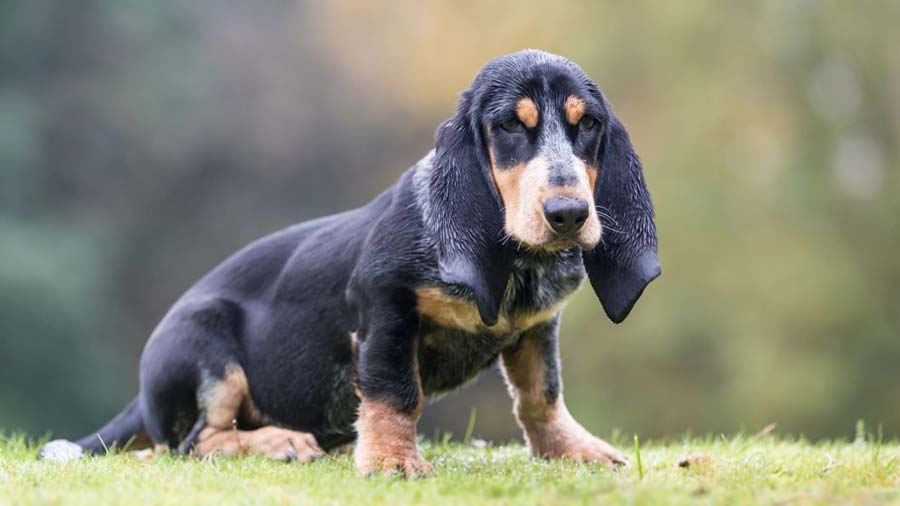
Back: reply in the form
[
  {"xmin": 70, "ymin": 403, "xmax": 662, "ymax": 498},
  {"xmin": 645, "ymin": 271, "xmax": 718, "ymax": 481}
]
[
  {"xmin": 525, "ymin": 230, "xmax": 601, "ymax": 253},
  {"xmin": 540, "ymin": 238, "xmax": 580, "ymax": 253},
  {"xmin": 537, "ymin": 214, "xmax": 603, "ymax": 252},
  {"xmin": 545, "ymin": 238, "xmax": 597, "ymax": 252}
]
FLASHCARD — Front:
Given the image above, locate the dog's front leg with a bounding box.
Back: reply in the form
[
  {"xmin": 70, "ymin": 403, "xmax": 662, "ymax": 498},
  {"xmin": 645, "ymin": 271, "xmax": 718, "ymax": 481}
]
[
  {"xmin": 353, "ymin": 293, "xmax": 432, "ymax": 478},
  {"xmin": 500, "ymin": 319, "xmax": 627, "ymax": 467}
]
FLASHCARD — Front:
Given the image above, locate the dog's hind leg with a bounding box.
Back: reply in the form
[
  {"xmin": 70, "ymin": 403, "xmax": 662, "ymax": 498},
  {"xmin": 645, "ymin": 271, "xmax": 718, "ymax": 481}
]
[
  {"xmin": 137, "ymin": 298, "xmax": 323, "ymax": 462},
  {"xmin": 185, "ymin": 363, "xmax": 325, "ymax": 462}
]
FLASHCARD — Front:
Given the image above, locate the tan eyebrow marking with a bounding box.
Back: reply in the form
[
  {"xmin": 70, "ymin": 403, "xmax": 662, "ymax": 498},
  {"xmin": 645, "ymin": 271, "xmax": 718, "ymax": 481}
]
[
  {"xmin": 516, "ymin": 98, "xmax": 539, "ymax": 128},
  {"xmin": 565, "ymin": 96, "xmax": 586, "ymax": 125}
]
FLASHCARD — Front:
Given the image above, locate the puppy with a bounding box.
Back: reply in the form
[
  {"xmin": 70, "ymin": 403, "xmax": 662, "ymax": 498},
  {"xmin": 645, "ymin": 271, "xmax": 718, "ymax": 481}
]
[{"xmin": 39, "ymin": 50, "xmax": 660, "ymax": 478}]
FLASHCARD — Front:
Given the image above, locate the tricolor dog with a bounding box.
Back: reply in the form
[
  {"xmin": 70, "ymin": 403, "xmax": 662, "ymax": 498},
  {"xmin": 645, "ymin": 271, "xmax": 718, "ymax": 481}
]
[{"xmin": 40, "ymin": 50, "xmax": 660, "ymax": 477}]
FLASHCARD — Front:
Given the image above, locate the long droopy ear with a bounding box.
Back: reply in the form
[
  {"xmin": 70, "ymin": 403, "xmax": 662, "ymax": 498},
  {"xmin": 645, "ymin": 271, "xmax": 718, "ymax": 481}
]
[
  {"xmin": 583, "ymin": 113, "xmax": 661, "ymax": 323},
  {"xmin": 427, "ymin": 92, "xmax": 512, "ymax": 326}
]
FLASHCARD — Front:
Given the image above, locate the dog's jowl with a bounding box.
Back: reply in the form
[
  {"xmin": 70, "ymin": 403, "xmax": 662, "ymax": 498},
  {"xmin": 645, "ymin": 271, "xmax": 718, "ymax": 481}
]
[{"xmin": 39, "ymin": 50, "xmax": 660, "ymax": 478}]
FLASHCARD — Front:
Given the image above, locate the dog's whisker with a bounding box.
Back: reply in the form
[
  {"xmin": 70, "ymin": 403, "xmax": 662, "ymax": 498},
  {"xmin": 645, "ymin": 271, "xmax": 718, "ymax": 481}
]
[
  {"xmin": 595, "ymin": 206, "xmax": 620, "ymax": 227},
  {"xmin": 600, "ymin": 223, "xmax": 625, "ymax": 235}
]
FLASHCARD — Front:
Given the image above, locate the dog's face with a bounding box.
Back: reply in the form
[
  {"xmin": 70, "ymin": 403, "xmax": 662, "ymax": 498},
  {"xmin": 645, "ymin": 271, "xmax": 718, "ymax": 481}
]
[
  {"xmin": 428, "ymin": 50, "xmax": 660, "ymax": 326},
  {"xmin": 484, "ymin": 79, "xmax": 605, "ymax": 251}
]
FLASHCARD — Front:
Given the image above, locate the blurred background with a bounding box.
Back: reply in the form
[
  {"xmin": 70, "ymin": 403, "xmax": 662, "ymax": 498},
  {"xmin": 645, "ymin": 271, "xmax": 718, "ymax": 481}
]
[{"xmin": 1, "ymin": 1, "xmax": 899, "ymax": 444}]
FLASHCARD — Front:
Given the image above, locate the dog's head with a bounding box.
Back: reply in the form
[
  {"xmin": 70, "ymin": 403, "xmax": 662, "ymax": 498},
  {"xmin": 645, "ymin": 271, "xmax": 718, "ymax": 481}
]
[{"xmin": 427, "ymin": 50, "xmax": 660, "ymax": 326}]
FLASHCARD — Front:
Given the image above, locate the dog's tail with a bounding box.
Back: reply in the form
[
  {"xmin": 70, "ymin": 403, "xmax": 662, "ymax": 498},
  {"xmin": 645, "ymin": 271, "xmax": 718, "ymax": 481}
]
[{"xmin": 37, "ymin": 395, "xmax": 146, "ymax": 462}]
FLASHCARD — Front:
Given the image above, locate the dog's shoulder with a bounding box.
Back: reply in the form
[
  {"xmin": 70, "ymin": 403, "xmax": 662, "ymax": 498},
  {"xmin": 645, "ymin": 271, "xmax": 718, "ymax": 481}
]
[{"xmin": 346, "ymin": 156, "xmax": 443, "ymax": 287}]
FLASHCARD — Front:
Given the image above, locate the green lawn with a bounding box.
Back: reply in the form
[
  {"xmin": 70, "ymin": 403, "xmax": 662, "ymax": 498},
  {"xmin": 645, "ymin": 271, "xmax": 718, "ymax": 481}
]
[{"xmin": 1, "ymin": 431, "xmax": 899, "ymax": 505}]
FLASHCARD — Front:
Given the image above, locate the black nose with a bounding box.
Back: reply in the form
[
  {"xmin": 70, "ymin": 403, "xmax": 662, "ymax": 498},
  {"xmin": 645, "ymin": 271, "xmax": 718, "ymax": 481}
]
[{"xmin": 542, "ymin": 197, "xmax": 590, "ymax": 235}]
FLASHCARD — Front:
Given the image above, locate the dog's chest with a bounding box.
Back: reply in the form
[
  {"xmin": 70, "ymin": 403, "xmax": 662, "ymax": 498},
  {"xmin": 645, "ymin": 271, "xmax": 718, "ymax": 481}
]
[
  {"xmin": 415, "ymin": 259, "xmax": 583, "ymax": 395},
  {"xmin": 415, "ymin": 287, "xmax": 561, "ymax": 337},
  {"xmin": 415, "ymin": 289, "xmax": 559, "ymax": 395}
]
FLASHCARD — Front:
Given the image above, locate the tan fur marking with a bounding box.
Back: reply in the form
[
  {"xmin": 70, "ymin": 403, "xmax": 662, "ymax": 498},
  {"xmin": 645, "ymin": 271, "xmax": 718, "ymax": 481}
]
[
  {"xmin": 520, "ymin": 400, "xmax": 625, "ymax": 465},
  {"xmin": 190, "ymin": 364, "xmax": 320, "ymax": 462},
  {"xmin": 203, "ymin": 364, "xmax": 266, "ymax": 429},
  {"xmin": 567, "ymin": 158, "xmax": 602, "ymax": 247},
  {"xmin": 491, "ymin": 160, "xmax": 526, "ymax": 242},
  {"xmin": 488, "ymin": 143, "xmax": 601, "ymax": 249},
  {"xmin": 586, "ymin": 163, "xmax": 598, "ymax": 193},
  {"xmin": 354, "ymin": 342, "xmax": 430, "ymax": 477},
  {"xmin": 516, "ymin": 98, "xmax": 539, "ymax": 128},
  {"xmin": 354, "ymin": 398, "xmax": 432, "ymax": 477},
  {"xmin": 501, "ymin": 340, "xmax": 626, "ymax": 466},
  {"xmin": 506, "ymin": 156, "xmax": 553, "ymax": 246},
  {"xmin": 416, "ymin": 286, "xmax": 562, "ymax": 334},
  {"xmin": 489, "ymin": 138, "xmax": 537, "ymax": 246},
  {"xmin": 500, "ymin": 338, "xmax": 552, "ymax": 422},
  {"xmin": 565, "ymin": 96, "xmax": 586, "ymax": 125},
  {"xmin": 204, "ymin": 365, "xmax": 248, "ymax": 429},
  {"xmin": 416, "ymin": 287, "xmax": 483, "ymax": 333},
  {"xmin": 123, "ymin": 431, "xmax": 153, "ymax": 451},
  {"xmin": 512, "ymin": 305, "xmax": 565, "ymax": 334},
  {"xmin": 195, "ymin": 426, "xmax": 324, "ymax": 462}
]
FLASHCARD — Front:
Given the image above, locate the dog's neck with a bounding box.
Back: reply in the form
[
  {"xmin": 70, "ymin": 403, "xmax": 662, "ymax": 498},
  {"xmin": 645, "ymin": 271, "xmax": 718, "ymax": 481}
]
[{"xmin": 510, "ymin": 245, "xmax": 577, "ymax": 272}]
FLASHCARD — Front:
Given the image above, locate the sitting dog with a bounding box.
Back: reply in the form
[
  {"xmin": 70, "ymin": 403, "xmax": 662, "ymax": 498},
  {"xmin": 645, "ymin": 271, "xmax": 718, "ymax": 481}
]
[{"xmin": 39, "ymin": 50, "xmax": 660, "ymax": 477}]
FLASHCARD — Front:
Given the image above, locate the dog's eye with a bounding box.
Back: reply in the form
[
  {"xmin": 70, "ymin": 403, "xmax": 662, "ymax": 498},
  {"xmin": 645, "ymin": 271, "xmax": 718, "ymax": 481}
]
[
  {"xmin": 579, "ymin": 117, "xmax": 596, "ymax": 130},
  {"xmin": 500, "ymin": 119, "xmax": 522, "ymax": 133}
]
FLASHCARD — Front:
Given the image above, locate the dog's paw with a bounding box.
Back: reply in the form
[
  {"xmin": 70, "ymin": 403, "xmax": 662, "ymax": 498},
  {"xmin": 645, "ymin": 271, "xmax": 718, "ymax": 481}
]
[
  {"xmin": 558, "ymin": 436, "xmax": 628, "ymax": 467},
  {"xmin": 194, "ymin": 426, "xmax": 325, "ymax": 462},
  {"xmin": 252, "ymin": 427, "xmax": 325, "ymax": 462},
  {"xmin": 37, "ymin": 440, "xmax": 84, "ymax": 462},
  {"xmin": 355, "ymin": 448, "xmax": 433, "ymax": 478}
]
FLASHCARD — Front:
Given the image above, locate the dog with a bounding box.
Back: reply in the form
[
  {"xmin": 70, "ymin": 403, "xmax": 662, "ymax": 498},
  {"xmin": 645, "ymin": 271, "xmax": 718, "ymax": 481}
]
[{"xmin": 39, "ymin": 50, "xmax": 660, "ymax": 477}]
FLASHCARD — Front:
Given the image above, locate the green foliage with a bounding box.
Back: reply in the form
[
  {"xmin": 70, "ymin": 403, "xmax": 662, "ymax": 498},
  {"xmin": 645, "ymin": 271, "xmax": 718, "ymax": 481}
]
[{"xmin": 634, "ymin": 434, "xmax": 644, "ymax": 480}]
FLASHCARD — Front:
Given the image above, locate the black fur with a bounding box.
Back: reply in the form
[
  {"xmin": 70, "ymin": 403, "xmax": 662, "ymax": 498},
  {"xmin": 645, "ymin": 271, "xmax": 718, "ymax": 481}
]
[
  {"xmin": 584, "ymin": 114, "xmax": 661, "ymax": 323},
  {"xmin": 44, "ymin": 50, "xmax": 659, "ymax": 456}
]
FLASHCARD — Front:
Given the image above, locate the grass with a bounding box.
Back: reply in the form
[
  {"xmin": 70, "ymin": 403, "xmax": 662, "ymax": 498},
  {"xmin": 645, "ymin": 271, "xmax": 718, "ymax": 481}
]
[{"xmin": 1, "ymin": 430, "xmax": 899, "ymax": 505}]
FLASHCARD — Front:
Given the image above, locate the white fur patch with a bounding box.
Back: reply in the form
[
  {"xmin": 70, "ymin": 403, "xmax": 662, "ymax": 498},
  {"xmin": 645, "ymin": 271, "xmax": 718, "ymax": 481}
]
[{"xmin": 37, "ymin": 439, "xmax": 84, "ymax": 462}]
